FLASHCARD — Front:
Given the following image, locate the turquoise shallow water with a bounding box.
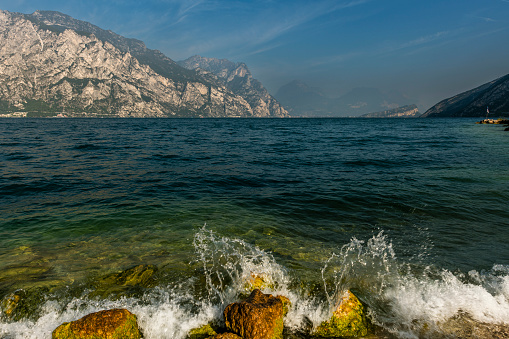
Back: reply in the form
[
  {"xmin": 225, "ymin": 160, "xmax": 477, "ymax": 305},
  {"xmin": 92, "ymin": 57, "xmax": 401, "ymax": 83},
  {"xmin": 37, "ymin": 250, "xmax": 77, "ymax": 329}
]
[{"xmin": 0, "ymin": 118, "xmax": 508, "ymax": 338}]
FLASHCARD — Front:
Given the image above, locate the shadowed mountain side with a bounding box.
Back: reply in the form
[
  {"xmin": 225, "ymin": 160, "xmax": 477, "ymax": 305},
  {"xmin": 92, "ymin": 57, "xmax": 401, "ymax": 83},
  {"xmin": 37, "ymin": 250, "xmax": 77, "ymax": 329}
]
[{"xmin": 422, "ymin": 74, "xmax": 509, "ymax": 118}]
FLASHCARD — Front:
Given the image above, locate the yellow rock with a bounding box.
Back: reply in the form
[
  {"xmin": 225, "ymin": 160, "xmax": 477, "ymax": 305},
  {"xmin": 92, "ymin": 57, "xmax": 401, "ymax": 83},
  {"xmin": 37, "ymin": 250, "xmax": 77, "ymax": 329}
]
[{"xmin": 313, "ymin": 290, "xmax": 370, "ymax": 337}]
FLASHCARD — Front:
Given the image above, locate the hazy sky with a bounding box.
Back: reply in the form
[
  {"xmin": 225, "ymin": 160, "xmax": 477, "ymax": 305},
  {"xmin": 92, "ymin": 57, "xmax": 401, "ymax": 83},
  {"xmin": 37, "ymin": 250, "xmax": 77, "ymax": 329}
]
[{"xmin": 3, "ymin": 0, "xmax": 509, "ymax": 110}]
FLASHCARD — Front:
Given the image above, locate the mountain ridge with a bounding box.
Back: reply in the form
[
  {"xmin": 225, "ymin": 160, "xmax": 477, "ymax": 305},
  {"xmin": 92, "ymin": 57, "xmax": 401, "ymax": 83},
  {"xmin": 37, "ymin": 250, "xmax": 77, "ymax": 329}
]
[{"xmin": 0, "ymin": 10, "xmax": 287, "ymax": 117}]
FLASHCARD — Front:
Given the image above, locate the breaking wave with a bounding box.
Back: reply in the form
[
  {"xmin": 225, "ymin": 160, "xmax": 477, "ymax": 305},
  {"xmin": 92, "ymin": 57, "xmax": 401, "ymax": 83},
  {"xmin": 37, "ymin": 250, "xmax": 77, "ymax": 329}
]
[{"xmin": 1, "ymin": 227, "xmax": 508, "ymax": 338}]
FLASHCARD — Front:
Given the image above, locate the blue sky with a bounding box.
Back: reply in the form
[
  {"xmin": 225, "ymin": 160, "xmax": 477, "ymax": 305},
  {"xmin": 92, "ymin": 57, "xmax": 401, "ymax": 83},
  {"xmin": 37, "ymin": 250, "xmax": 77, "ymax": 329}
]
[{"xmin": 3, "ymin": 0, "xmax": 509, "ymax": 109}]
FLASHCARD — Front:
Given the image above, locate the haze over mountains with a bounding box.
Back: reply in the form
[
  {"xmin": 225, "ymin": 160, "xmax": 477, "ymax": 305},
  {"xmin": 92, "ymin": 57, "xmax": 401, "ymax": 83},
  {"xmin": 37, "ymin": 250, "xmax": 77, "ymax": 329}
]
[
  {"xmin": 275, "ymin": 80, "xmax": 416, "ymax": 117},
  {"xmin": 0, "ymin": 10, "xmax": 288, "ymax": 117}
]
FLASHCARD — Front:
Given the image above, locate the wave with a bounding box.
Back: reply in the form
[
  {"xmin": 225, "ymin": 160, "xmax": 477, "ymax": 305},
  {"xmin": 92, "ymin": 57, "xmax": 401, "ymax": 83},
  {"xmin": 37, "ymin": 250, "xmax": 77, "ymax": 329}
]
[{"xmin": 1, "ymin": 227, "xmax": 508, "ymax": 338}]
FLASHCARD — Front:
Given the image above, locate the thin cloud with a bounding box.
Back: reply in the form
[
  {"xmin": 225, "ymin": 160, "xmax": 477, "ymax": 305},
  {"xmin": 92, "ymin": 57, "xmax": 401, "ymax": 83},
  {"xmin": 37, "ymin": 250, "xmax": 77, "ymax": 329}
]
[
  {"xmin": 478, "ymin": 16, "xmax": 496, "ymax": 22},
  {"xmin": 400, "ymin": 31, "xmax": 450, "ymax": 49},
  {"xmin": 165, "ymin": 0, "xmax": 373, "ymax": 58}
]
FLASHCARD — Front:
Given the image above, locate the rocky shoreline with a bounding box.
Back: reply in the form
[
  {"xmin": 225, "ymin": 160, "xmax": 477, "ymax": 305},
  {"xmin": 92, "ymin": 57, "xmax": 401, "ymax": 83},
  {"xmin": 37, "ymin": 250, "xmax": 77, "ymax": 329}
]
[
  {"xmin": 2, "ymin": 262, "xmax": 509, "ymax": 338},
  {"xmin": 476, "ymin": 118, "xmax": 509, "ymax": 130},
  {"xmin": 2, "ymin": 259, "xmax": 509, "ymax": 339}
]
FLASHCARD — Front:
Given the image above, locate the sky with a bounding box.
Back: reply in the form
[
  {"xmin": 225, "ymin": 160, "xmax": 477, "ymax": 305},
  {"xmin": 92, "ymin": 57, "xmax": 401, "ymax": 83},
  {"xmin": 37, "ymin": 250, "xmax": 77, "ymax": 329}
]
[{"xmin": 2, "ymin": 0, "xmax": 509, "ymax": 110}]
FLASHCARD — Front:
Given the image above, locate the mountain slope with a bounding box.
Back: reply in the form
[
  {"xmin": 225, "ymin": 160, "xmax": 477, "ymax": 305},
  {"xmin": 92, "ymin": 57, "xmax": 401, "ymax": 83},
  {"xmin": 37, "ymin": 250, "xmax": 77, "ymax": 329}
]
[
  {"xmin": 422, "ymin": 74, "xmax": 509, "ymax": 117},
  {"xmin": 0, "ymin": 10, "xmax": 285, "ymax": 117},
  {"xmin": 178, "ymin": 55, "xmax": 288, "ymax": 117},
  {"xmin": 360, "ymin": 104, "xmax": 419, "ymax": 118}
]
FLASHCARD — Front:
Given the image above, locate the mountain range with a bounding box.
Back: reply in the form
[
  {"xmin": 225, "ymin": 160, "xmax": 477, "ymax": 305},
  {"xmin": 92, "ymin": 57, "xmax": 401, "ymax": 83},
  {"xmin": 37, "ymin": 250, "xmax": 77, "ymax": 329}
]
[
  {"xmin": 0, "ymin": 10, "xmax": 288, "ymax": 117},
  {"xmin": 2, "ymin": 9, "xmax": 509, "ymax": 119},
  {"xmin": 275, "ymin": 80, "xmax": 415, "ymax": 117},
  {"xmin": 421, "ymin": 74, "xmax": 509, "ymax": 117}
]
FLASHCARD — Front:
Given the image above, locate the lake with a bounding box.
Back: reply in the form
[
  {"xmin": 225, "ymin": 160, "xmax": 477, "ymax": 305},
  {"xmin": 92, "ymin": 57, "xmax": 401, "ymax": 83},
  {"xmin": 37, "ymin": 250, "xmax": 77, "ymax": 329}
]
[{"xmin": 1, "ymin": 118, "xmax": 508, "ymax": 338}]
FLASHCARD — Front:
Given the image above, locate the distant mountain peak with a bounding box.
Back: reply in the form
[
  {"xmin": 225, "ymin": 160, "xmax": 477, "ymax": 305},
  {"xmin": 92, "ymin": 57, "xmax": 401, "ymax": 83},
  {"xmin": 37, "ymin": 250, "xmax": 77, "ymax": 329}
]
[{"xmin": 179, "ymin": 55, "xmax": 288, "ymax": 117}]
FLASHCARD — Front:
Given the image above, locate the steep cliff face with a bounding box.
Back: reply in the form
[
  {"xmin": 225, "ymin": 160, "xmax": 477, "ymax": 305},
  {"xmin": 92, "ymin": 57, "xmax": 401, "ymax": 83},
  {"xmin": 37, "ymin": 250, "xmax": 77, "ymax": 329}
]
[
  {"xmin": 0, "ymin": 10, "xmax": 283, "ymax": 117},
  {"xmin": 178, "ymin": 55, "xmax": 288, "ymax": 117},
  {"xmin": 422, "ymin": 74, "xmax": 509, "ymax": 118}
]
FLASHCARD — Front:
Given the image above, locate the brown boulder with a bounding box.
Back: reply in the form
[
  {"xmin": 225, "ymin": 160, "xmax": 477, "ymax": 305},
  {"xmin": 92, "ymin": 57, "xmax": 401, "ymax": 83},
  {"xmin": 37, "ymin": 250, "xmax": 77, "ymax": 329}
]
[
  {"xmin": 207, "ymin": 333, "xmax": 242, "ymax": 339},
  {"xmin": 52, "ymin": 308, "xmax": 142, "ymax": 339},
  {"xmin": 224, "ymin": 289, "xmax": 289, "ymax": 339}
]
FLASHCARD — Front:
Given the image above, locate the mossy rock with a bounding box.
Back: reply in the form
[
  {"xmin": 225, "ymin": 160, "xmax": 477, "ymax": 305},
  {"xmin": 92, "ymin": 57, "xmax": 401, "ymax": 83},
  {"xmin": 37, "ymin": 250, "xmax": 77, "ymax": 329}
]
[
  {"xmin": 52, "ymin": 308, "xmax": 142, "ymax": 339},
  {"xmin": 239, "ymin": 272, "xmax": 279, "ymax": 300},
  {"xmin": 313, "ymin": 290, "xmax": 370, "ymax": 338},
  {"xmin": 188, "ymin": 324, "xmax": 217, "ymax": 339},
  {"xmin": 243, "ymin": 273, "xmax": 274, "ymax": 292}
]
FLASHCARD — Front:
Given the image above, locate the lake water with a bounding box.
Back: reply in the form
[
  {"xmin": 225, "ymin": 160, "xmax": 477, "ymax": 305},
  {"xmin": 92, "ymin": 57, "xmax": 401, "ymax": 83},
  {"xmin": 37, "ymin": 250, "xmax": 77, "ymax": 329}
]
[{"xmin": 1, "ymin": 118, "xmax": 508, "ymax": 338}]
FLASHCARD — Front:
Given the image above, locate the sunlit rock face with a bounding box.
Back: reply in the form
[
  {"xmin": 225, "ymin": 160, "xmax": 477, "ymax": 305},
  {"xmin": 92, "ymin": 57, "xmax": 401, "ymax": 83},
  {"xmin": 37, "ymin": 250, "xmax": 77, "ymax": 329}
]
[
  {"xmin": 0, "ymin": 10, "xmax": 286, "ymax": 117},
  {"xmin": 179, "ymin": 55, "xmax": 289, "ymax": 118}
]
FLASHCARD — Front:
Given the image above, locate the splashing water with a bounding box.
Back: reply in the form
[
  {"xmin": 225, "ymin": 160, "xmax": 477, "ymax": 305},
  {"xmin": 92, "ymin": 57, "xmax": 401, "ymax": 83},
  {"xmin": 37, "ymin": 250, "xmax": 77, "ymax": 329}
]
[
  {"xmin": 320, "ymin": 232, "xmax": 509, "ymax": 338},
  {"xmin": 193, "ymin": 224, "xmax": 291, "ymax": 306},
  {"xmin": 321, "ymin": 231, "xmax": 396, "ymax": 312}
]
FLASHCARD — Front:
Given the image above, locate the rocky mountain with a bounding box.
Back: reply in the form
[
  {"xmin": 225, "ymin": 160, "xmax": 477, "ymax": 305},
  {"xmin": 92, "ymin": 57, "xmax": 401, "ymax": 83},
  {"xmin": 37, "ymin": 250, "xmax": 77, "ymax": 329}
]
[
  {"xmin": 178, "ymin": 56, "xmax": 288, "ymax": 117},
  {"xmin": 275, "ymin": 80, "xmax": 414, "ymax": 117},
  {"xmin": 0, "ymin": 10, "xmax": 287, "ymax": 117},
  {"xmin": 422, "ymin": 74, "xmax": 509, "ymax": 118},
  {"xmin": 360, "ymin": 104, "xmax": 419, "ymax": 118}
]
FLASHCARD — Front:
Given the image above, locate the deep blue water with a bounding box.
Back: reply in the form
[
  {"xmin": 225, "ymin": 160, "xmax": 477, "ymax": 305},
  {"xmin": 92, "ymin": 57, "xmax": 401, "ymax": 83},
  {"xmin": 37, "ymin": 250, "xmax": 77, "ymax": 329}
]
[{"xmin": 1, "ymin": 118, "xmax": 508, "ymax": 338}]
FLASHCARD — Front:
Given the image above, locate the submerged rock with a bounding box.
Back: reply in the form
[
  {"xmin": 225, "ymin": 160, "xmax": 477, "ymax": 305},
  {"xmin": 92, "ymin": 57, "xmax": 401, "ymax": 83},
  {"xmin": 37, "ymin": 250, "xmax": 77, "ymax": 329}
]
[
  {"xmin": 0, "ymin": 288, "xmax": 51, "ymax": 321},
  {"xmin": 91, "ymin": 264, "xmax": 158, "ymax": 298},
  {"xmin": 438, "ymin": 312, "xmax": 509, "ymax": 339},
  {"xmin": 101, "ymin": 264, "xmax": 158, "ymax": 287},
  {"xmin": 0, "ymin": 290, "xmax": 24, "ymax": 319},
  {"xmin": 313, "ymin": 290, "xmax": 370, "ymax": 338},
  {"xmin": 224, "ymin": 289, "xmax": 289, "ymax": 339},
  {"xmin": 52, "ymin": 308, "xmax": 141, "ymax": 339}
]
